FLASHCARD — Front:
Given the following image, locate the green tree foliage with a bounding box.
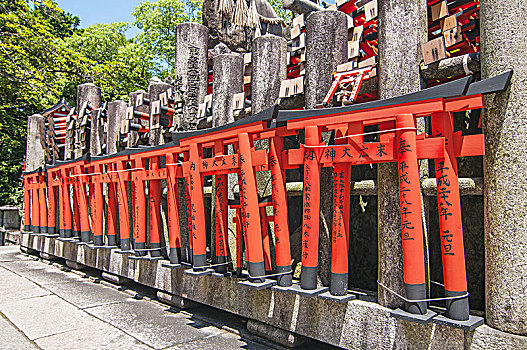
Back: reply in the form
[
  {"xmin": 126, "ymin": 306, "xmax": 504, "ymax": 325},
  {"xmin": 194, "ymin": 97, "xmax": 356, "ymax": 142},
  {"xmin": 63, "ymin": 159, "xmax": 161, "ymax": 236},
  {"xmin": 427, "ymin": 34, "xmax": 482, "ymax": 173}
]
[
  {"xmin": 0, "ymin": 0, "xmax": 206, "ymax": 206},
  {"xmin": 133, "ymin": 0, "xmax": 203, "ymax": 76},
  {"xmin": 64, "ymin": 22, "xmax": 153, "ymax": 102},
  {"xmin": 268, "ymin": 0, "xmax": 292, "ymax": 22},
  {"xmin": 0, "ymin": 0, "xmax": 83, "ymax": 205}
]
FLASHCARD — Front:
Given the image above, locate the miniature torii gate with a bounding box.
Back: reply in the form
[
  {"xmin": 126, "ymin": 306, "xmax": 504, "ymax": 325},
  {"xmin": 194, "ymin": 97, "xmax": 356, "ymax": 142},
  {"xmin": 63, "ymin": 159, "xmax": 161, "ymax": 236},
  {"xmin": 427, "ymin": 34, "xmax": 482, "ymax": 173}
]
[{"xmin": 23, "ymin": 71, "xmax": 511, "ymax": 330}]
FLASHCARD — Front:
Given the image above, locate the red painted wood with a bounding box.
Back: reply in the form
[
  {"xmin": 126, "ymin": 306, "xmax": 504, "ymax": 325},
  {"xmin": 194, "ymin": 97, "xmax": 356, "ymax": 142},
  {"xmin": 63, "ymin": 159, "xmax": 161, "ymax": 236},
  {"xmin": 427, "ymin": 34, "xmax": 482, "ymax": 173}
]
[
  {"xmin": 432, "ymin": 111, "xmax": 468, "ymax": 294},
  {"xmin": 396, "ymin": 114, "xmax": 426, "ymax": 286}
]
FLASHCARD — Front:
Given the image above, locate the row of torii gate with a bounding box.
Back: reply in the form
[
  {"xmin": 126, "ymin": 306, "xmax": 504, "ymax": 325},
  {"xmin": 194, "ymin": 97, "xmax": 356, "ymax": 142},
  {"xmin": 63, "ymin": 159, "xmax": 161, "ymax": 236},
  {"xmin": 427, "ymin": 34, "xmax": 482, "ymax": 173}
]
[{"xmin": 23, "ymin": 71, "xmax": 511, "ymax": 329}]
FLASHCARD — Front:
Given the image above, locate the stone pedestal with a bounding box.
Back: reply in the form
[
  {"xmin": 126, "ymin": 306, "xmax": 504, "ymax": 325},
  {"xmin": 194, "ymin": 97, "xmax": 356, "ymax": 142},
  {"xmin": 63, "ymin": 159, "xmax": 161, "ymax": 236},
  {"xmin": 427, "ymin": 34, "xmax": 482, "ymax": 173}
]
[
  {"xmin": 175, "ymin": 22, "xmax": 209, "ymax": 131},
  {"xmin": 304, "ymin": 10, "xmax": 348, "ymax": 286},
  {"xmin": 481, "ymin": 0, "xmax": 527, "ymax": 336},
  {"xmin": 376, "ymin": 0, "xmax": 427, "ymax": 309}
]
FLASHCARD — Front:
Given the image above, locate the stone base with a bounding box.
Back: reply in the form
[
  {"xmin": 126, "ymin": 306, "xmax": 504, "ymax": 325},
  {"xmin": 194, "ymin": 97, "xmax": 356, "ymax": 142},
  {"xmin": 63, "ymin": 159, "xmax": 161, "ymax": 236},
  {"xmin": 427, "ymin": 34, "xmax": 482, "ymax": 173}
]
[
  {"xmin": 390, "ymin": 308, "xmax": 437, "ymax": 324},
  {"xmin": 16, "ymin": 233, "xmax": 527, "ymax": 349},
  {"xmin": 57, "ymin": 237, "xmax": 77, "ymax": 242},
  {"xmin": 101, "ymin": 272, "xmax": 130, "ymax": 285},
  {"xmin": 113, "ymin": 249, "xmax": 135, "ymax": 254},
  {"xmin": 129, "ymin": 255, "xmax": 163, "ymax": 261},
  {"xmin": 469, "ymin": 325, "xmax": 527, "ymax": 349},
  {"xmin": 65, "ymin": 260, "xmax": 84, "ymax": 271},
  {"xmin": 238, "ymin": 278, "xmax": 277, "ymax": 290},
  {"xmin": 433, "ymin": 314, "xmax": 485, "ymax": 331},
  {"xmin": 84, "ymin": 244, "xmax": 117, "ymax": 249},
  {"xmin": 212, "ymin": 271, "xmax": 232, "ymax": 278},
  {"xmin": 161, "ymin": 262, "xmax": 182, "ymax": 268},
  {"xmin": 247, "ymin": 319, "xmax": 306, "ymax": 348},
  {"xmin": 39, "ymin": 252, "xmax": 58, "ymax": 261},
  {"xmin": 272, "ymin": 283, "xmax": 328, "ymax": 297},
  {"xmin": 20, "ymin": 246, "xmax": 35, "ymax": 254},
  {"xmin": 157, "ymin": 291, "xmax": 195, "ymax": 310},
  {"xmin": 4, "ymin": 231, "xmax": 20, "ymax": 245},
  {"xmin": 184, "ymin": 268, "xmax": 214, "ymax": 276},
  {"xmin": 318, "ymin": 291, "xmax": 357, "ymax": 303}
]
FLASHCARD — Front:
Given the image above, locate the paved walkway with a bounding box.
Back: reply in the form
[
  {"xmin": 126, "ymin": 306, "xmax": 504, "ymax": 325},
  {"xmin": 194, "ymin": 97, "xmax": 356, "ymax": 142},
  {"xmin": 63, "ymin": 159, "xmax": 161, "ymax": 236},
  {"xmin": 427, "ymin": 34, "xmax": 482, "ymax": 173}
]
[{"xmin": 0, "ymin": 246, "xmax": 282, "ymax": 350}]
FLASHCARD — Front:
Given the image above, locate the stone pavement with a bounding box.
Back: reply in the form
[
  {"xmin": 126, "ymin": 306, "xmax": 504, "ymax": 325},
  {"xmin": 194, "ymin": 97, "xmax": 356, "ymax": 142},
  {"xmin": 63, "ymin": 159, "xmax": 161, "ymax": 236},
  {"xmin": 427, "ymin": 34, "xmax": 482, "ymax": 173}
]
[{"xmin": 0, "ymin": 246, "xmax": 334, "ymax": 350}]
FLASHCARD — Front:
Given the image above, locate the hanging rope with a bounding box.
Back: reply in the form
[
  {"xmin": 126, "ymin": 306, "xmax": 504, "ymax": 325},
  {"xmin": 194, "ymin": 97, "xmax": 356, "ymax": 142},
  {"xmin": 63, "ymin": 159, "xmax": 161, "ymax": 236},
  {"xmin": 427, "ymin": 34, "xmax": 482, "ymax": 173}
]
[
  {"xmin": 247, "ymin": 0, "xmax": 261, "ymax": 30},
  {"xmin": 229, "ymin": 0, "xmax": 285, "ymax": 31},
  {"xmin": 218, "ymin": 0, "xmax": 235, "ymax": 19},
  {"xmin": 233, "ymin": 0, "xmax": 249, "ymax": 28},
  {"xmin": 259, "ymin": 14, "xmax": 286, "ymax": 27}
]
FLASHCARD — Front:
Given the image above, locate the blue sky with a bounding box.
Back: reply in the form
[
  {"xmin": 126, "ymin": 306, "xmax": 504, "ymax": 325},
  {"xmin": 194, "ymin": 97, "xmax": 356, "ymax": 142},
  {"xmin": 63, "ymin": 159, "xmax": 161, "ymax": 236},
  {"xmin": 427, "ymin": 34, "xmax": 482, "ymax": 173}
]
[{"xmin": 55, "ymin": 0, "xmax": 143, "ymax": 37}]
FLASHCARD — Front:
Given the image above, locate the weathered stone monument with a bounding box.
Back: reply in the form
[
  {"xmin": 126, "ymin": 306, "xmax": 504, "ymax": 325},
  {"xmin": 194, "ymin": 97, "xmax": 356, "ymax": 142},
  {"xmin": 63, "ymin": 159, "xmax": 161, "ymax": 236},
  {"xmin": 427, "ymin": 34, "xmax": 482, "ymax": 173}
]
[
  {"xmin": 148, "ymin": 79, "xmax": 172, "ymax": 146},
  {"xmin": 377, "ymin": 0, "xmax": 427, "ymax": 310},
  {"xmin": 481, "ymin": 0, "xmax": 527, "ymax": 336},
  {"xmin": 212, "ymin": 53, "xmax": 244, "ymax": 126},
  {"xmin": 251, "ymin": 35, "xmax": 287, "ymax": 114},
  {"xmin": 175, "ymin": 22, "xmax": 209, "ymax": 131},
  {"xmin": 304, "ymin": 9, "xmax": 348, "ymax": 288},
  {"xmin": 106, "ymin": 101, "xmax": 127, "ymax": 155},
  {"xmin": 74, "ymin": 83, "xmax": 101, "ymax": 159},
  {"xmin": 26, "ymin": 115, "xmax": 46, "ymax": 173}
]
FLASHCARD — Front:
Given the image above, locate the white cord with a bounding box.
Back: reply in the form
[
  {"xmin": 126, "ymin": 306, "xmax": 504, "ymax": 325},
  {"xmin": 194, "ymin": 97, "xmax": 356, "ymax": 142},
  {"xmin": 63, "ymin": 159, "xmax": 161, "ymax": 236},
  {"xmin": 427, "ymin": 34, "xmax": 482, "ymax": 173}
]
[
  {"xmin": 70, "ymin": 172, "xmax": 101, "ymax": 177},
  {"xmin": 377, "ymin": 280, "xmax": 468, "ymax": 303},
  {"xmin": 105, "ymin": 167, "xmax": 144, "ymax": 174},
  {"xmin": 247, "ymin": 270, "xmax": 293, "ymax": 279}
]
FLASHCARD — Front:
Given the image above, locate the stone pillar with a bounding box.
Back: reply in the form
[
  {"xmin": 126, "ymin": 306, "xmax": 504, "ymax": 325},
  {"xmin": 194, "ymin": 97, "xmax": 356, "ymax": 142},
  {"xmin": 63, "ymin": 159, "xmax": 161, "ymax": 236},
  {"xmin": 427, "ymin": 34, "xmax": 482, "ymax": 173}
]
[
  {"xmin": 305, "ymin": 10, "xmax": 348, "ymax": 285},
  {"xmin": 175, "ymin": 22, "xmax": 209, "ymax": 131},
  {"xmin": 147, "ymin": 80, "xmax": 171, "ymax": 257},
  {"xmin": 210, "ymin": 52, "xmax": 244, "ymax": 272},
  {"xmin": 89, "ymin": 109, "xmax": 103, "ymax": 156},
  {"xmin": 305, "ymin": 11, "xmax": 347, "ymax": 109},
  {"xmin": 3, "ymin": 208, "xmax": 20, "ymax": 230},
  {"xmin": 376, "ymin": 0, "xmax": 427, "ymax": 308},
  {"xmin": 251, "ymin": 35, "xmax": 288, "ymax": 114},
  {"xmin": 76, "ymin": 83, "xmax": 102, "ymax": 111},
  {"xmin": 128, "ymin": 90, "xmax": 148, "ymax": 148},
  {"xmin": 148, "ymin": 80, "xmax": 171, "ymax": 146},
  {"xmin": 64, "ymin": 115, "xmax": 74, "ymax": 161},
  {"xmin": 75, "ymin": 83, "xmax": 101, "ymax": 158},
  {"xmin": 212, "ymin": 53, "xmax": 243, "ymax": 127},
  {"xmin": 26, "ymin": 114, "xmax": 46, "ymax": 172},
  {"xmin": 106, "ymin": 101, "xmax": 127, "ymax": 155},
  {"xmin": 250, "ymin": 34, "xmax": 288, "ymax": 274},
  {"xmin": 25, "ymin": 114, "xmax": 46, "ymax": 234},
  {"xmin": 481, "ymin": 0, "xmax": 527, "ymax": 335}
]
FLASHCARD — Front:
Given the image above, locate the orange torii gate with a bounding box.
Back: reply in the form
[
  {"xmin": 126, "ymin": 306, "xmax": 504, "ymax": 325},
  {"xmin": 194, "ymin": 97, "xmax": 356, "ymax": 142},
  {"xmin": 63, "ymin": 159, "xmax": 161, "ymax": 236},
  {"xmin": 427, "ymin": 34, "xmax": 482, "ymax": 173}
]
[{"xmin": 22, "ymin": 71, "xmax": 511, "ymax": 330}]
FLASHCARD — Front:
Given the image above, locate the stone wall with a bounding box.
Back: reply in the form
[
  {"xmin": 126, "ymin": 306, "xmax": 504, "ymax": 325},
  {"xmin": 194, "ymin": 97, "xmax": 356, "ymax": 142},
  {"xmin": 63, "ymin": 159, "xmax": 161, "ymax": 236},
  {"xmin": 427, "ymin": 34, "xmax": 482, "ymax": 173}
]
[{"xmin": 19, "ymin": 233, "xmax": 527, "ymax": 349}]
